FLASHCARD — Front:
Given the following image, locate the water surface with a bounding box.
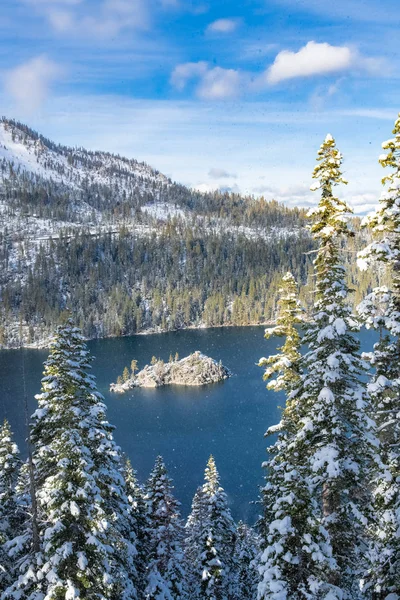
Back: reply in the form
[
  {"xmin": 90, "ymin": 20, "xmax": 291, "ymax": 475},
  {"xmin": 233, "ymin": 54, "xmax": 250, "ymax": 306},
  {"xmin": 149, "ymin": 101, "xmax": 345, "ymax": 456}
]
[{"xmin": 0, "ymin": 326, "xmax": 376, "ymax": 521}]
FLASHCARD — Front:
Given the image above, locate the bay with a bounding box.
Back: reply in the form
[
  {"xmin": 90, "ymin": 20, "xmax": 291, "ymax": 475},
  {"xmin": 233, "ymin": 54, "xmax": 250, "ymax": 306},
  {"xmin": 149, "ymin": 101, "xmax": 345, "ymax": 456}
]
[{"xmin": 0, "ymin": 325, "xmax": 377, "ymax": 522}]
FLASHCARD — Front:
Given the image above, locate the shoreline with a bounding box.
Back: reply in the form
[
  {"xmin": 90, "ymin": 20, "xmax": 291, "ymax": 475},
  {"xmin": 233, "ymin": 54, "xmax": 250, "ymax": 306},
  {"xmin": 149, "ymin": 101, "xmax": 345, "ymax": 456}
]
[{"xmin": 0, "ymin": 321, "xmax": 274, "ymax": 351}]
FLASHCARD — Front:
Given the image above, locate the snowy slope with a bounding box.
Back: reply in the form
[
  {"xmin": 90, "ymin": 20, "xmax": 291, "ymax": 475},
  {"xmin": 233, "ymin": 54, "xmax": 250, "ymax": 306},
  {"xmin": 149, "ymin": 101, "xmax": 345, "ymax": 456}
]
[{"xmin": 0, "ymin": 119, "xmax": 171, "ymax": 193}]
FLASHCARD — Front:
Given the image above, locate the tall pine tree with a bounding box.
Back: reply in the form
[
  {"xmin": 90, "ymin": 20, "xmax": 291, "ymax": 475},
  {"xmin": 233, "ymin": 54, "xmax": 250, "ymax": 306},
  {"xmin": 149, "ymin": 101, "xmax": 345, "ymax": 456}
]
[
  {"xmin": 258, "ymin": 273, "xmax": 336, "ymax": 599},
  {"xmin": 296, "ymin": 135, "xmax": 377, "ymax": 596},
  {"xmin": 357, "ymin": 113, "xmax": 400, "ymax": 598},
  {"xmin": 4, "ymin": 321, "xmax": 138, "ymax": 600}
]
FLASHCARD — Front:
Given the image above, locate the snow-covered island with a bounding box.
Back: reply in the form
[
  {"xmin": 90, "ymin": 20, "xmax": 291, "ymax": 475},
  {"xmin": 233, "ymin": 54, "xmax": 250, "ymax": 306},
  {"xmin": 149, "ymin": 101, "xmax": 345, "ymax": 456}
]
[{"xmin": 110, "ymin": 351, "xmax": 230, "ymax": 392}]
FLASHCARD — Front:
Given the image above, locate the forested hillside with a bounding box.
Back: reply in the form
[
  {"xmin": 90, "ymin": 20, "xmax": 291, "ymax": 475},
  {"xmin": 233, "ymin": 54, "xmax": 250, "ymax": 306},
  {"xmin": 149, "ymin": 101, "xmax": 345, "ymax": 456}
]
[{"xmin": 0, "ymin": 118, "xmax": 380, "ymax": 347}]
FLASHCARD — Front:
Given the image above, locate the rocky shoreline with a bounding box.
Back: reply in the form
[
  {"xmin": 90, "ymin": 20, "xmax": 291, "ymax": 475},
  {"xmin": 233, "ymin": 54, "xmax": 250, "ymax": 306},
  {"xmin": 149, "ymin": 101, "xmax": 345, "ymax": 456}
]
[{"xmin": 110, "ymin": 351, "xmax": 230, "ymax": 392}]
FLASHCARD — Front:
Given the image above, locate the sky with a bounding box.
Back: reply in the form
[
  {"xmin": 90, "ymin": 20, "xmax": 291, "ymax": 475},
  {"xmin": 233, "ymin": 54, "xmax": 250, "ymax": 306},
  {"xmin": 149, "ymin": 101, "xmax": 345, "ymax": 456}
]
[{"xmin": 0, "ymin": 0, "xmax": 399, "ymax": 213}]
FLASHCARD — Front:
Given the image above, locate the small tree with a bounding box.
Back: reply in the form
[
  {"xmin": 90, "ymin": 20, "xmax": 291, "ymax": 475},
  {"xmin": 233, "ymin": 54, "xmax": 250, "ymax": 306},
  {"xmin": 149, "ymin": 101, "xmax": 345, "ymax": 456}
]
[
  {"xmin": 131, "ymin": 359, "xmax": 138, "ymax": 375},
  {"xmin": 123, "ymin": 365, "xmax": 130, "ymax": 382}
]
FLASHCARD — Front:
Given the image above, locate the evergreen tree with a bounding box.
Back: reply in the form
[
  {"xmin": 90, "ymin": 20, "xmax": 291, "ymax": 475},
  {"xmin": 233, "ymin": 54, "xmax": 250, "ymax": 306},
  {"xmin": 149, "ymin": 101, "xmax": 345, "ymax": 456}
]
[
  {"xmin": 125, "ymin": 459, "xmax": 149, "ymax": 600},
  {"xmin": 259, "ymin": 271, "xmax": 302, "ymax": 394},
  {"xmin": 295, "ymin": 135, "xmax": 377, "ymax": 595},
  {"xmin": 184, "ymin": 486, "xmax": 208, "ymax": 598},
  {"xmin": 258, "ymin": 273, "xmax": 336, "ymax": 599},
  {"xmin": 144, "ymin": 456, "xmax": 186, "ymax": 600},
  {"xmin": 0, "ymin": 421, "xmax": 21, "ymax": 590},
  {"xmin": 194, "ymin": 456, "xmax": 236, "ymax": 600},
  {"xmin": 357, "ymin": 113, "xmax": 400, "ymax": 597},
  {"xmin": 4, "ymin": 321, "xmax": 138, "ymax": 600},
  {"xmin": 231, "ymin": 521, "xmax": 259, "ymax": 600}
]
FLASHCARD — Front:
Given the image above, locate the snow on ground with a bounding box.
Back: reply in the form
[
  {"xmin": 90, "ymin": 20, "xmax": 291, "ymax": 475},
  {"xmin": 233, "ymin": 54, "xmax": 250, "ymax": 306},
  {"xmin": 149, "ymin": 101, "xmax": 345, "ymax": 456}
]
[
  {"xmin": 0, "ymin": 125, "xmax": 67, "ymax": 182},
  {"xmin": 141, "ymin": 202, "xmax": 187, "ymax": 221},
  {"xmin": 0, "ymin": 121, "xmax": 171, "ymax": 193}
]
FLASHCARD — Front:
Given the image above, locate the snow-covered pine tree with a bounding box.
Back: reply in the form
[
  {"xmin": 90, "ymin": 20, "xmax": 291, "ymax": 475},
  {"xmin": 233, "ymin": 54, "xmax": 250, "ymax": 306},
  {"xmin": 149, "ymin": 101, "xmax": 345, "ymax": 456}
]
[
  {"xmin": 258, "ymin": 272, "xmax": 337, "ymax": 599},
  {"xmin": 4, "ymin": 321, "xmax": 138, "ymax": 600},
  {"xmin": 125, "ymin": 459, "xmax": 150, "ymax": 600},
  {"xmin": 231, "ymin": 521, "xmax": 259, "ymax": 600},
  {"xmin": 259, "ymin": 271, "xmax": 302, "ymax": 394},
  {"xmin": 357, "ymin": 113, "xmax": 400, "ymax": 598},
  {"xmin": 0, "ymin": 420, "xmax": 22, "ymax": 590},
  {"xmin": 195, "ymin": 456, "xmax": 236, "ymax": 600},
  {"xmin": 144, "ymin": 456, "xmax": 186, "ymax": 600},
  {"xmin": 184, "ymin": 486, "xmax": 208, "ymax": 598},
  {"xmin": 296, "ymin": 135, "xmax": 377, "ymax": 596}
]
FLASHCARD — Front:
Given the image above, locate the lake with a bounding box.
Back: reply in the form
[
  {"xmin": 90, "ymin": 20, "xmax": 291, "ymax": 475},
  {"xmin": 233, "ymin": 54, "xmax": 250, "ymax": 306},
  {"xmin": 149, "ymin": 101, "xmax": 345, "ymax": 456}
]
[{"xmin": 0, "ymin": 325, "xmax": 377, "ymax": 522}]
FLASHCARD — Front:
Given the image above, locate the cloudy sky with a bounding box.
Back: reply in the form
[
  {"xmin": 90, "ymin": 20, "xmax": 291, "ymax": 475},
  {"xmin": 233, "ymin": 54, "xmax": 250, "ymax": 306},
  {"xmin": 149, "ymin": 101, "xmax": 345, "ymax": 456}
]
[{"xmin": 1, "ymin": 0, "xmax": 399, "ymax": 212}]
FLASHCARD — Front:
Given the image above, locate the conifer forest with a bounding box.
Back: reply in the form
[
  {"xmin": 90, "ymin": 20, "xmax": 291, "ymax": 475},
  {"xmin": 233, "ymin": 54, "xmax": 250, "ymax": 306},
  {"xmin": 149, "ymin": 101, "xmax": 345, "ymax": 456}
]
[{"xmin": 0, "ymin": 109, "xmax": 399, "ymax": 600}]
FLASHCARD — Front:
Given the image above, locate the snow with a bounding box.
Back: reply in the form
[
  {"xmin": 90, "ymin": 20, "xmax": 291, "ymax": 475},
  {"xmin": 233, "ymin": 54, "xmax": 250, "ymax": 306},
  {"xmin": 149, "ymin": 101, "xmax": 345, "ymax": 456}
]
[
  {"xmin": 311, "ymin": 445, "xmax": 340, "ymax": 478},
  {"xmin": 141, "ymin": 202, "xmax": 186, "ymax": 221}
]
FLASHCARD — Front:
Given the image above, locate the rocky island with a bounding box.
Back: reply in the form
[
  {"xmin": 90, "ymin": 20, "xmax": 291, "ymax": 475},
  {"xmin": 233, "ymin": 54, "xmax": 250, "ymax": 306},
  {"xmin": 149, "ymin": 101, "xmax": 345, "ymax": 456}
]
[{"xmin": 110, "ymin": 351, "xmax": 230, "ymax": 393}]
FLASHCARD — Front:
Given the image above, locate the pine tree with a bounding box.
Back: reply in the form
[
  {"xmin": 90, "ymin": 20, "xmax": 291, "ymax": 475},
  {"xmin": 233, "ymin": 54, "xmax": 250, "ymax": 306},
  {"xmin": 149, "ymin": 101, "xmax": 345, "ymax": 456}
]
[
  {"xmin": 0, "ymin": 421, "xmax": 21, "ymax": 590},
  {"xmin": 259, "ymin": 271, "xmax": 302, "ymax": 394},
  {"xmin": 123, "ymin": 366, "xmax": 130, "ymax": 382},
  {"xmin": 231, "ymin": 521, "xmax": 259, "ymax": 600},
  {"xmin": 258, "ymin": 273, "xmax": 336, "ymax": 599},
  {"xmin": 295, "ymin": 135, "xmax": 377, "ymax": 595},
  {"xmin": 193, "ymin": 456, "xmax": 236, "ymax": 600},
  {"xmin": 357, "ymin": 113, "xmax": 400, "ymax": 598},
  {"xmin": 144, "ymin": 456, "xmax": 186, "ymax": 600},
  {"xmin": 184, "ymin": 486, "xmax": 208, "ymax": 598},
  {"xmin": 125, "ymin": 459, "xmax": 149, "ymax": 600},
  {"xmin": 4, "ymin": 321, "xmax": 138, "ymax": 600}
]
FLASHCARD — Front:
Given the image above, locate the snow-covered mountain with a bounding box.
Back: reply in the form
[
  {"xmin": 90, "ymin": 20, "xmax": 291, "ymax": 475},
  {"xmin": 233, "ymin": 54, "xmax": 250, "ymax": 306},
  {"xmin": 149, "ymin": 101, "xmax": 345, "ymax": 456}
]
[
  {"xmin": 0, "ymin": 118, "xmax": 171, "ymax": 196},
  {"xmin": 0, "ymin": 118, "xmax": 311, "ymax": 349}
]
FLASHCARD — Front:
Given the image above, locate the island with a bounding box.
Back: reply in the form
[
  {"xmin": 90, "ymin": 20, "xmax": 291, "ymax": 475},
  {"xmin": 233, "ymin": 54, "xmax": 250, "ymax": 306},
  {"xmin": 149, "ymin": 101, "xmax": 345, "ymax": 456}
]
[{"xmin": 110, "ymin": 351, "xmax": 230, "ymax": 392}]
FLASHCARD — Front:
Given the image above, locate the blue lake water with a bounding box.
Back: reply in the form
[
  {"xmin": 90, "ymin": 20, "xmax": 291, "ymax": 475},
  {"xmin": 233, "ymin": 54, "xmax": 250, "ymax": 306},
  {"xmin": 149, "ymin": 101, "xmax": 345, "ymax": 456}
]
[{"xmin": 0, "ymin": 325, "xmax": 377, "ymax": 522}]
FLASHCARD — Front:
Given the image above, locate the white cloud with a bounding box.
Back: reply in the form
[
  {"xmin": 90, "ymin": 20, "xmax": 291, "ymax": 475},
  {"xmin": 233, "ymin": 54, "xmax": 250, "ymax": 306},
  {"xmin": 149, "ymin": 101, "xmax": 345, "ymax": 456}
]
[
  {"xmin": 170, "ymin": 61, "xmax": 208, "ymax": 91},
  {"xmin": 0, "ymin": 92, "xmax": 386, "ymax": 214},
  {"xmin": 252, "ymin": 183, "xmax": 315, "ymax": 206},
  {"xmin": 266, "ymin": 41, "xmax": 387, "ymax": 85},
  {"xmin": 4, "ymin": 55, "xmax": 63, "ymax": 113},
  {"xmin": 267, "ymin": 41, "xmax": 353, "ymax": 84},
  {"xmin": 30, "ymin": 0, "xmax": 149, "ymax": 37},
  {"xmin": 209, "ymin": 167, "xmax": 237, "ymax": 179},
  {"xmin": 197, "ymin": 67, "xmax": 242, "ymax": 99},
  {"xmin": 171, "ymin": 61, "xmax": 243, "ymax": 99},
  {"xmin": 195, "ymin": 182, "xmax": 218, "ymax": 193},
  {"xmin": 206, "ymin": 18, "xmax": 239, "ymax": 34}
]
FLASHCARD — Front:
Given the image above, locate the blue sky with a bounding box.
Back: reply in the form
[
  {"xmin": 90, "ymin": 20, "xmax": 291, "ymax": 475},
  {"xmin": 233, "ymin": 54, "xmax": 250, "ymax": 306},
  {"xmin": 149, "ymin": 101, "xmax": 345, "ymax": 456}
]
[{"xmin": 1, "ymin": 0, "xmax": 399, "ymax": 212}]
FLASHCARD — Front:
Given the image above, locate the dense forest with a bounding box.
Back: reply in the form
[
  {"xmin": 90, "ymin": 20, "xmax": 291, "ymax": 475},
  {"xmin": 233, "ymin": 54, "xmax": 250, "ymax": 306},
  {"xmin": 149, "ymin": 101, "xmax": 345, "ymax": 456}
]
[
  {"xmin": 1, "ymin": 117, "xmax": 400, "ymax": 598},
  {"xmin": 0, "ymin": 117, "xmax": 383, "ymax": 347}
]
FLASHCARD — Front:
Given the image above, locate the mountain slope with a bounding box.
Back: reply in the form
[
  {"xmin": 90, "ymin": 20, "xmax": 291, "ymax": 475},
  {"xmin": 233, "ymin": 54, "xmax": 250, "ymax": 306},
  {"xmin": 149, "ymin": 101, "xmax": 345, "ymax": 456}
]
[{"xmin": 0, "ymin": 118, "xmax": 320, "ymax": 348}]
